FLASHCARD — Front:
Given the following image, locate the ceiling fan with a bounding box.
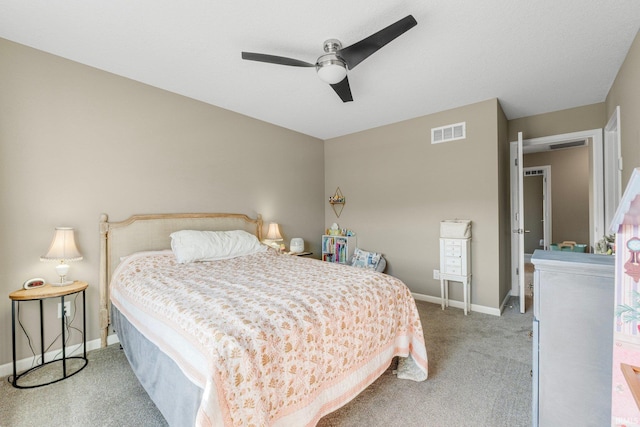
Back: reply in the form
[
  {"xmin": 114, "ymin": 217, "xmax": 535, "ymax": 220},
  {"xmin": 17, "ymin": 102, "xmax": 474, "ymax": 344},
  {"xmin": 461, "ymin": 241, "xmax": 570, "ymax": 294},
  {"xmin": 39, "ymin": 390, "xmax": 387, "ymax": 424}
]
[{"xmin": 241, "ymin": 15, "xmax": 417, "ymax": 103}]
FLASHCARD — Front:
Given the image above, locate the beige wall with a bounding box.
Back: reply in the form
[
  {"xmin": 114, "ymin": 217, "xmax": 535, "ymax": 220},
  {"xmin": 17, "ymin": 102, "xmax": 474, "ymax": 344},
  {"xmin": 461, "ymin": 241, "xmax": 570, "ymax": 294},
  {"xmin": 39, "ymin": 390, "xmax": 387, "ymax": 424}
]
[
  {"xmin": 606, "ymin": 29, "xmax": 640, "ymax": 187},
  {"xmin": 497, "ymin": 103, "xmax": 512, "ymax": 309},
  {"xmin": 0, "ymin": 39, "xmax": 325, "ymax": 365},
  {"xmin": 508, "ymin": 103, "xmax": 605, "ymax": 141},
  {"xmin": 324, "ymin": 99, "xmax": 505, "ymax": 310},
  {"xmin": 524, "ymin": 146, "xmax": 591, "ymax": 246}
]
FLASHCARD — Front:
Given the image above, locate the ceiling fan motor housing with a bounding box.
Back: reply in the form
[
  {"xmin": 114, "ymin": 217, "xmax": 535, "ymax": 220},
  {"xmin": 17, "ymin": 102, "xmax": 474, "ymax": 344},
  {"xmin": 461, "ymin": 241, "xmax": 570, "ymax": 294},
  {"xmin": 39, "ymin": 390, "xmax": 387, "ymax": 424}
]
[
  {"xmin": 323, "ymin": 39, "xmax": 342, "ymax": 53},
  {"xmin": 316, "ymin": 39, "xmax": 347, "ymax": 84}
]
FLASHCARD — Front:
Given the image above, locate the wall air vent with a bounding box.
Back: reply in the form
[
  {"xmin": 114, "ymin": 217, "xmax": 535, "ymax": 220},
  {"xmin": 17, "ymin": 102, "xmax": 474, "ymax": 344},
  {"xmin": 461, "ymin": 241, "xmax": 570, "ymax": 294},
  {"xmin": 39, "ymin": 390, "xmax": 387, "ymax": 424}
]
[
  {"xmin": 549, "ymin": 140, "xmax": 586, "ymax": 150},
  {"xmin": 431, "ymin": 122, "xmax": 466, "ymax": 144}
]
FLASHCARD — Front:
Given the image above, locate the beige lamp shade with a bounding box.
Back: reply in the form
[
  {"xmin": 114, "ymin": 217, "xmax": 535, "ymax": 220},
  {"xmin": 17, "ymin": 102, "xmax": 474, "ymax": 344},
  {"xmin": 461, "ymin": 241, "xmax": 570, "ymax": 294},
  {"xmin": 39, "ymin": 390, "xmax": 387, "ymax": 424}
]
[
  {"xmin": 265, "ymin": 223, "xmax": 283, "ymax": 241},
  {"xmin": 41, "ymin": 227, "xmax": 83, "ymax": 286},
  {"xmin": 41, "ymin": 227, "xmax": 83, "ymax": 261}
]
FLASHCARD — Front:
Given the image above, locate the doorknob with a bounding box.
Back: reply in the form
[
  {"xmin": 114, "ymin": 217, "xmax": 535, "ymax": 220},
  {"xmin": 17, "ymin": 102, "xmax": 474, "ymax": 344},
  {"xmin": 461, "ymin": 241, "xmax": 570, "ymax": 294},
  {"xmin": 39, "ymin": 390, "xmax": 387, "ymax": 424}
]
[{"xmin": 525, "ymin": 230, "xmax": 531, "ymax": 233}]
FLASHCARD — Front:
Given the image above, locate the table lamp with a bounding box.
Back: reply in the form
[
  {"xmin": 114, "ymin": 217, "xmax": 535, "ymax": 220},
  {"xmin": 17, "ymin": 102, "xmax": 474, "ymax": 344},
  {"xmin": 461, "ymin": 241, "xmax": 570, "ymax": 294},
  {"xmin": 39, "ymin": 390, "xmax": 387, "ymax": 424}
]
[
  {"xmin": 40, "ymin": 227, "xmax": 83, "ymax": 286},
  {"xmin": 264, "ymin": 223, "xmax": 283, "ymax": 250}
]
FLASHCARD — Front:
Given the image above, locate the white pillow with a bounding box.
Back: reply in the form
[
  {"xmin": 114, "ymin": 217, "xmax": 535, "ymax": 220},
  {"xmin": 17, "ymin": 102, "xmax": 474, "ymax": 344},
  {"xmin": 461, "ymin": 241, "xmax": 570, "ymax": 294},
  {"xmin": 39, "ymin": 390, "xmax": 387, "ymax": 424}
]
[{"xmin": 170, "ymin": 230, "xmax": 266, "ymax": 263}]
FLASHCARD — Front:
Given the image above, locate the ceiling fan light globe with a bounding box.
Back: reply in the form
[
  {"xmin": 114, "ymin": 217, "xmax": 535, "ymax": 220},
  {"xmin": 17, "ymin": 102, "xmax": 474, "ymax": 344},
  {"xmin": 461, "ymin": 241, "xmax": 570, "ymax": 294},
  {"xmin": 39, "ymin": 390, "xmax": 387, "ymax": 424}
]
[{"xmin": 316, "ymin": 61, "xmax": 347, "ymax": 84}]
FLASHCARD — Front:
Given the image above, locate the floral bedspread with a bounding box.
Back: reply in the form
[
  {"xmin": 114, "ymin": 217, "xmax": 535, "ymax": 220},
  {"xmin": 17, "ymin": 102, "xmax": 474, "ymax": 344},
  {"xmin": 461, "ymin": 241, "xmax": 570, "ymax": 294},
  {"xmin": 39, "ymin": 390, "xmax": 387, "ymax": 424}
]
[{"xmin": 110, "ymin": 249, "xmax": 428, "ymax": 427}]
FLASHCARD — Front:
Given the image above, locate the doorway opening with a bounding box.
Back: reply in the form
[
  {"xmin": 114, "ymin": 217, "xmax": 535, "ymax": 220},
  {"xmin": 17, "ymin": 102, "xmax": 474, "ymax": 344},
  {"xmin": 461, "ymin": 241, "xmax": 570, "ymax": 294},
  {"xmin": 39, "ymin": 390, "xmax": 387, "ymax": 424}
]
[
  {"xmin": 510, "ymin": 128, "xmax": 604, "ymax": 313},
  {"xmin": 604, "ymin": 106, "xmax": 622, "ymax": 229},
  {"xmin": 523, "ymin": 166, "xmax": 551, "ymax": 263}
]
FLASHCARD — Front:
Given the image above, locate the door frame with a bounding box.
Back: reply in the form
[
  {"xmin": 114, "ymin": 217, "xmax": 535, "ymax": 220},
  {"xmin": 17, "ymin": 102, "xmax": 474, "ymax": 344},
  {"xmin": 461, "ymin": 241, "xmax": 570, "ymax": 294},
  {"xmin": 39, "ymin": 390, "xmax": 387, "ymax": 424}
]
[
  {"xmin": 604, "ymin": 106, "xmax": 622, "ymax": 230},
  {"xmin": 509, "ymin": 133, "xmax": 526, "ymax": 312},
  {"xmin": 510, "ymin": 128, "xmax": 604, "ymax": 300}
]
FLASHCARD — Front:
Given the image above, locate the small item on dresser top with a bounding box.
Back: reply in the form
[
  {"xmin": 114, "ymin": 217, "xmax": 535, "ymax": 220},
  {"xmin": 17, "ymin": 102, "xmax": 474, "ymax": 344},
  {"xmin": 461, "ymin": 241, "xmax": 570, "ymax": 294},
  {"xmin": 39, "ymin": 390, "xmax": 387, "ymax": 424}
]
[{"xmin": 290, "ymin": 238, "xmax": 304, "ymax": 253}]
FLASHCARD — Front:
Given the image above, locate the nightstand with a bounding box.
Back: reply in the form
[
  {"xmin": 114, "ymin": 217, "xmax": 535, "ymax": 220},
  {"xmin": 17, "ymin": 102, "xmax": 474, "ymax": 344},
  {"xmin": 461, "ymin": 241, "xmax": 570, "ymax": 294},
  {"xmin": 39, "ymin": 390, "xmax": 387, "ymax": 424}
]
[
  {"xmin": 288, "ymin": 251, "xmax": 313, "ymax": 256},
  {"xmin": 9, "ymin": 280, "xmax": 88, "ymax": 388}
]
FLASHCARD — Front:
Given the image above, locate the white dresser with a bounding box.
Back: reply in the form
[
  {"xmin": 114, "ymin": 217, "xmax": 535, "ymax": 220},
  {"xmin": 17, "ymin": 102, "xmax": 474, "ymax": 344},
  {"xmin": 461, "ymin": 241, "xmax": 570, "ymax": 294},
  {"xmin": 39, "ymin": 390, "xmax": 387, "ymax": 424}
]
[
  {"xmin": 531, "ymin": 250, "xmax": 614, "ymax": 426},
  {"xmin": 439, "ymin": 237, "xmax": 471, "ymax": 315}
]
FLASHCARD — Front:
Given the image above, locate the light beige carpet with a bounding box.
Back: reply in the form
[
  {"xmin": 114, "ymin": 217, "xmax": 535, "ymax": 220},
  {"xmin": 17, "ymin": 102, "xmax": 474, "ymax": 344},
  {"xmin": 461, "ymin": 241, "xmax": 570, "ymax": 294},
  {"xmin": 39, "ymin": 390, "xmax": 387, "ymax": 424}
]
[{"xmin": 1, "ymin": 298, "xmax": 532, "ymax": 427}]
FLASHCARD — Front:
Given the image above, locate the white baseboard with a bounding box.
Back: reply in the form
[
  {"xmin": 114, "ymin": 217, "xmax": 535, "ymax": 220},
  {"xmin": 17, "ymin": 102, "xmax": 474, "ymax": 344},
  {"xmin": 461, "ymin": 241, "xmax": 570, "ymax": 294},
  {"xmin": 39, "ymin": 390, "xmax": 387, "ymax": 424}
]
[
  {"xmin": 499, "ymin": 291, "xmax": 512, "ymax": 314},
  {"xmin": 1, "ymin": 334, "xmax": 120, "ymax": 378},
  {"xmin": 412, "ymin": 292, "xmax": 501, "ymax": 316}
]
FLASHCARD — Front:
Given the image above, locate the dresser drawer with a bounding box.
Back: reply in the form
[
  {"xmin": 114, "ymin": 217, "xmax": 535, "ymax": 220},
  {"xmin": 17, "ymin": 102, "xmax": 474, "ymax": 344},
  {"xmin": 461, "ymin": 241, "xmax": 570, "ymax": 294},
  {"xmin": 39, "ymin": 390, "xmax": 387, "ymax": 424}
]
[
  {"xmin": 445, "ymin": 246, "xmax": 462, "ymax": 256},
  {"xmin": 444, "ymin": 239, "xmax": 462, "ymax": 247},
  {"xmin": 445, "ymin": 266, "xmax": 462, "ymax": 275},
  {"xmin": 445, "ymin": 257, "xmax": 461, "ymax": 267}
]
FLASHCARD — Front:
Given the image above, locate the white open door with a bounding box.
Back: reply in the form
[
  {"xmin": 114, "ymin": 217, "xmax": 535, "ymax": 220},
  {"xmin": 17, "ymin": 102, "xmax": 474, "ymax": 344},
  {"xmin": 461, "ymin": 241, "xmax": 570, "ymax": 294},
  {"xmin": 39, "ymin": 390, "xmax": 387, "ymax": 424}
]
[
  {"xmin": 510, "ymin": 132, "xmax": 525, "ymax": 313},
  {"xmin": 604, "ymin": 106, "xmax": 622, "ymax": 229}
]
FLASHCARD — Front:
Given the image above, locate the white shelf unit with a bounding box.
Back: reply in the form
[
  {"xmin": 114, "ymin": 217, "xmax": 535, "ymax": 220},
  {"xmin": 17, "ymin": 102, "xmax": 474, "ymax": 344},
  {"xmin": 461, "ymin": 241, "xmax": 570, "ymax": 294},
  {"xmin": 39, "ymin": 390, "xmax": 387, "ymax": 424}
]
[
  {"xmin": 321, "ymin": 235, "xmax": 356, "ymax": 264},
  {"xmin": 439, "ymin": 237, "xmax": 472, "ymax": 315}
]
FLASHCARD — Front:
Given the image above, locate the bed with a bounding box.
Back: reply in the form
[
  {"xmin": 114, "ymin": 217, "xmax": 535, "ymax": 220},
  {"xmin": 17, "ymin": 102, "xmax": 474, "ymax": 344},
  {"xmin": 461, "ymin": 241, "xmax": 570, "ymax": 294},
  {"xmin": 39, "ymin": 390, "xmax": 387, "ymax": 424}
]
[{"xmin": 98, "ymin": 212, "xmax": 428, "ymax": 426}]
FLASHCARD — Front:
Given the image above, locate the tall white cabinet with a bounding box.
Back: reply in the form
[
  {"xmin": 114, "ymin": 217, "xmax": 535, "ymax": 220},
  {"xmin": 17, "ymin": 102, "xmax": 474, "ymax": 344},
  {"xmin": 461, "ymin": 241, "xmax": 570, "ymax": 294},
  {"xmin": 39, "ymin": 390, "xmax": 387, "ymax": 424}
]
[{"xmin": 439, "ymin": 237, "xmax": 472, "ymax": 315}]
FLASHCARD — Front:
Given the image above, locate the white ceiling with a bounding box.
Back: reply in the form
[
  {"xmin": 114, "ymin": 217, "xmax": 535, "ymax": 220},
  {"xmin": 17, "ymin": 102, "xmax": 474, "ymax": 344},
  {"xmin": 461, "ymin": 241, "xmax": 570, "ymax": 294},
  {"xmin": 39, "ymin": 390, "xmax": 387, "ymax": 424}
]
[{"xmin": 1, "ymin": 0, "xmax": 639, "ymax": 140}]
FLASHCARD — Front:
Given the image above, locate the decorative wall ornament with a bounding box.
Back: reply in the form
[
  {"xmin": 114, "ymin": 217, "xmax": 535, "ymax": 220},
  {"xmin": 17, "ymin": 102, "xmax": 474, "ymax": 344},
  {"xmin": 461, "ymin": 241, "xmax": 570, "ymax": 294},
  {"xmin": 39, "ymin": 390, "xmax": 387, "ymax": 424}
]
[{"xmin": 329, "ymin": 187, "xmax": 345, "ymax": 217}]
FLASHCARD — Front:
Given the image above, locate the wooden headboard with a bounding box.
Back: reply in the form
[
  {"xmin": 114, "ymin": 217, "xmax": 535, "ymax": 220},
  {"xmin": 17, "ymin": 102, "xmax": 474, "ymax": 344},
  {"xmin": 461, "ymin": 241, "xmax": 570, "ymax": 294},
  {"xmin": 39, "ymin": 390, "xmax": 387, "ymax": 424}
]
[{"xmin": 98, "ymin": 212, "xmax": 263, "ymax": 346}]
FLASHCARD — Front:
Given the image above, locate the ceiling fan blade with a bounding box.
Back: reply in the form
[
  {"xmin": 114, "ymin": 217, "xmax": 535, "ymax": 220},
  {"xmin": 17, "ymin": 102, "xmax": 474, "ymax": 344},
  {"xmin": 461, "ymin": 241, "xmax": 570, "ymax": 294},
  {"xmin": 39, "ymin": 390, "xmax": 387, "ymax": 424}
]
[
  {"xmin": 330, "ymin": 76, "xmax": 353, "ymax": 103},
  {"xmin": 339, "ymin": 15, "xmax": 417, "ymax": 70},
  {"xmin": 241, "ymin": 52, "xmax": 315, "ymax": 67}
]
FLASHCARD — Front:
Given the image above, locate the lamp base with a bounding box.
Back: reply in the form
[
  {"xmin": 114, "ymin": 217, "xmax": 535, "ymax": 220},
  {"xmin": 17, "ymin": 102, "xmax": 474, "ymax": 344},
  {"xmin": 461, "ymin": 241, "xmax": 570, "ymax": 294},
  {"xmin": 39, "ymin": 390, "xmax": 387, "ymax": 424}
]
[
  {"xmin": 263, "ymin": 240, "xmax": 283, "ymax": 250},
  {"xmin": 51, "ymin": 280, "xmax": 74, "ymax": 287}
]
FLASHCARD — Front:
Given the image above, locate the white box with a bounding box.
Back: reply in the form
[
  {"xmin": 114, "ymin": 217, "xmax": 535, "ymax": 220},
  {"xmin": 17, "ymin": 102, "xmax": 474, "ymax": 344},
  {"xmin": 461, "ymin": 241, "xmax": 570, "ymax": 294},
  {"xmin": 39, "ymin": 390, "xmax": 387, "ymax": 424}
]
[{"xmin": 440, "ymin": 220, "xmax": 471, "ymax": 238}]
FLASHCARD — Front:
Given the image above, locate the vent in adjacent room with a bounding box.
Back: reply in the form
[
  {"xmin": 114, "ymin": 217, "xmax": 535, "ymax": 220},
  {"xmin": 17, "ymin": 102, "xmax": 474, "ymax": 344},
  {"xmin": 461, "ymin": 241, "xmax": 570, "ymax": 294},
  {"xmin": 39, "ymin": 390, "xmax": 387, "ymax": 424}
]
[
  {"xmin": 431, "ymin": 122, "xmax": 466, "ymax": 144},
  {"xmin": 524, "ymin": 169, "xmax": 545, "ymax": 177},
  {"xmin": 549, "ymin": 139, "xmax": 586, "ymax": 150}
]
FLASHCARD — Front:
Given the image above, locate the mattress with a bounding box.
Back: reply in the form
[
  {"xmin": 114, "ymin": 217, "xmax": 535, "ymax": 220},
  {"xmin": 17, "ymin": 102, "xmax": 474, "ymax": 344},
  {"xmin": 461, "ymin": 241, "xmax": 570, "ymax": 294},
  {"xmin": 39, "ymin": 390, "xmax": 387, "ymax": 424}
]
[{"xmin": 110, "ymin": 249, "xmax": 428, "ymax": 426}]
